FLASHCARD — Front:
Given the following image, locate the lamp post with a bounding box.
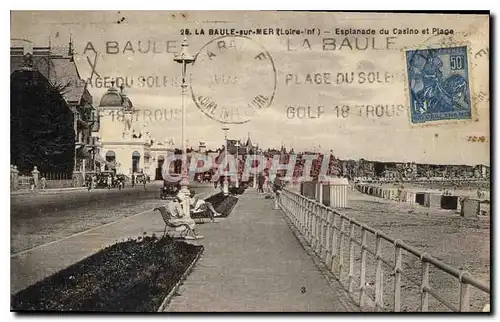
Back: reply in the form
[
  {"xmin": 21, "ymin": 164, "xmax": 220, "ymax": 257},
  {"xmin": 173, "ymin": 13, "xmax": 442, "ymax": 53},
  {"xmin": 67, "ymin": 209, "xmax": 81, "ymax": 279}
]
[
  {"xmin": 222, "ymin": 125, "xmax": 229, "ymax": 196},
  {"xmin": 254, "ymin": 147, "xmax": 259, "ymax": 189},
  {"xmin": 235, "ymin": 140, "xmax": 240, "ymax": 189},
  {"xmin": 174, "ymin": 37, "xmax": 195, "ymax": 197}
]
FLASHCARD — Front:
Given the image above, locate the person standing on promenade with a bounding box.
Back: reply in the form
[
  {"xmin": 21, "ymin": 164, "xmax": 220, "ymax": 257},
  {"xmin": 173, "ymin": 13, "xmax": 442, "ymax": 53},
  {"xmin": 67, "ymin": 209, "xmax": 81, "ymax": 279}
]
[
  {"xmin": 273, "ymin": 174, "xmax": 284, "ymax": 210},
  {"xmin": 258, "ymin": 172, "xmax": 265, "ymax": 193},
  {"xmin": 40, "ymin": 177, "xmax": 46, "ymax": 190}
]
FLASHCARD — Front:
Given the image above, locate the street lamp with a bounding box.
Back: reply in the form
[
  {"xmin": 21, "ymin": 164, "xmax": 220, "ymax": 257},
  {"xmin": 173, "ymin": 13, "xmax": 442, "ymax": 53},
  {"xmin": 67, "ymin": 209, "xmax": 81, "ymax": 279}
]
[
  {"xmin": 222, "ymin": 124, "xmax": 230, "ymax": 196},
  {"xmin": 254, "ymin": 146, "xmax": 259, "ymax": 189},
  {"xmin": 235, "ymin": 140, "xmax": 240, "ymax": 189},
  {"xmin": 174, "ymin": 37, "xmax": 195, "ymax": 197}
]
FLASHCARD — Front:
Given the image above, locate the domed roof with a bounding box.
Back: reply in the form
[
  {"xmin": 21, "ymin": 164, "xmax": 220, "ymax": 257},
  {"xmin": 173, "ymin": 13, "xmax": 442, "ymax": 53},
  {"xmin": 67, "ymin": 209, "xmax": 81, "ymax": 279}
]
[{"xmin": 99, "ymin": 85, "xmax": 133, "ymax": 108}]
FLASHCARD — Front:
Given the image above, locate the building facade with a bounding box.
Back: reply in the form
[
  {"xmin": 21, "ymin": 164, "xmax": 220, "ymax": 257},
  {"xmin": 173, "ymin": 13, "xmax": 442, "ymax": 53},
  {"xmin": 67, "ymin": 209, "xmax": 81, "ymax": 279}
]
[
  {"xmin": 96, "ymin": 84, "xmax": 173, "ymax": 179},
  {"xmin": 10, "ymin": 43, "xmax": 96, "ymax": 183}
]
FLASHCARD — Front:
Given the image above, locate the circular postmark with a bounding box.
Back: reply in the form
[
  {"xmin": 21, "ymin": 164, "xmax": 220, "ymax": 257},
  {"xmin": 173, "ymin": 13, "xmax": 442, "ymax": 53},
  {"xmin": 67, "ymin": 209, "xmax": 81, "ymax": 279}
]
[{"xmin": 190, "ymin": 35, "xmax": 277, "ymax": 124}]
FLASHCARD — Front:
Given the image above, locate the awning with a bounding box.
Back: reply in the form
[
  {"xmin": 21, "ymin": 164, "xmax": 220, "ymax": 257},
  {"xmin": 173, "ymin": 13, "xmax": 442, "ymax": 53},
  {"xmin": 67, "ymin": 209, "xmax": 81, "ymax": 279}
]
[{"xmin": 95, "ymin": 154, "xmax": 116, "ymax": 169}]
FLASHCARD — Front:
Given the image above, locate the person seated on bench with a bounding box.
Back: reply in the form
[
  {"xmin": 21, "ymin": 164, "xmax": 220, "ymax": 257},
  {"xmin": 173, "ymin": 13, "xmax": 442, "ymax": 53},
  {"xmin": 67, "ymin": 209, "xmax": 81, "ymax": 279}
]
[
  {"xmin": 189, "ymin": 190, "xmax": 222, "ymax": 221},
  {"xmin": 167, "ymin": 193, "xmax": 202, "ymax": 239}
]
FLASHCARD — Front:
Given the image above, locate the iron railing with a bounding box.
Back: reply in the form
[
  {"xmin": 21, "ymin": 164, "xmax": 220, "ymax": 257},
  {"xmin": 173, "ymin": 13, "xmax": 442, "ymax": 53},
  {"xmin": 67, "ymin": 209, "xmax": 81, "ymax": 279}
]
[
  {"xmin": 278, "ymin": 188, "xmax": 490, "ymax": 312},
  {"xmin": 41, "ymin": 172, "xmax": 73, "ymax": 180}
]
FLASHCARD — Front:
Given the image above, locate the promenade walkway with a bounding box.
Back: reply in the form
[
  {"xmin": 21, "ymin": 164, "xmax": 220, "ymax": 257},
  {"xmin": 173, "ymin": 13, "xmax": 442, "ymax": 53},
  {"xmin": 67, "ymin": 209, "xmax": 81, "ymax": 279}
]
[{"xmin": 166, "ymin": 190, "xmax": 358, "ymax": 312}]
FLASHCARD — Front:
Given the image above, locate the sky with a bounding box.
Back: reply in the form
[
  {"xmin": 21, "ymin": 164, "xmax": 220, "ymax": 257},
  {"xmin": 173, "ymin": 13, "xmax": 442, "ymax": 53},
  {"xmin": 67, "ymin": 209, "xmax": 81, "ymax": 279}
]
[{"xmin": 10, "ymin": 11, "xmax": 490, "ymax": 165}]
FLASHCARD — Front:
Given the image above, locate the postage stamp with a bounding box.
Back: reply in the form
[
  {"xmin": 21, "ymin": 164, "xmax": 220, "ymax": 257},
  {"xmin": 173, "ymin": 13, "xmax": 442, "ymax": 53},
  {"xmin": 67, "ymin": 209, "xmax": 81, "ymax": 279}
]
[{"xmin": 405, "ymin": 46, "xmax": 472, "ymax": 124}]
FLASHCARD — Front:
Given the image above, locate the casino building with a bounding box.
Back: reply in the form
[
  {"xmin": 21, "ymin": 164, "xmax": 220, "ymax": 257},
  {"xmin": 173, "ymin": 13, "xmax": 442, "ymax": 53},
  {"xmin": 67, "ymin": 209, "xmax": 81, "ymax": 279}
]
[{"xmin": 95, "ymin": 83, "xmax": 174, "ymax": 179}]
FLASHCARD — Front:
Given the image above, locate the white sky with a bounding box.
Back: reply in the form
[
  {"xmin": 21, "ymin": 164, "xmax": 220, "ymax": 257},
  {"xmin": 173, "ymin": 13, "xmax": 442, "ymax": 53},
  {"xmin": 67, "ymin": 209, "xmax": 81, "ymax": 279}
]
[{"xmin": 10, "ymin": 11, "xmax": 490, "ymax": 165}]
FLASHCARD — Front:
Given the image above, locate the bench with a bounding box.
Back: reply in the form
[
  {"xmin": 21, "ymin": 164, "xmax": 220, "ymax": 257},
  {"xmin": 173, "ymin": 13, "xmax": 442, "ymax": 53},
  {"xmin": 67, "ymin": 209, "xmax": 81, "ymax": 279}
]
[
  {"xmin": 153, "ymin": 206, "xmax": 195, "ymax": 238},
  {"xmin": 189, "ymin": 206, "xmax": 214, "ymax": 223}
]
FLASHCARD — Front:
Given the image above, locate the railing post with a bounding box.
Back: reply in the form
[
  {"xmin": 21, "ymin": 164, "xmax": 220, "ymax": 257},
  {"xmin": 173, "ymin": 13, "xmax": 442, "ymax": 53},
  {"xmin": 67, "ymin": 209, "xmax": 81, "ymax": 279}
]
[
  {"xmin": 316, "ymin": 206, "xmax": 323, "ymax": 255},
  {"xmin": 311, "ymin": 203, "xmax": 317, "ymax": 248},
  {"xmin": 330, "ymin": 214, "xmax": 338, "ymax": 273},
  {"xmin": 293, "ymin": 195, "xmax": 298, "ymax": 226},
  {"xmin": 316, "ymin": 206, "xmax": 322, "ymax": 255},
  {"xmin": 420, "ymin": 253, "xmax": 430, "ymax": 312},
  {"xmin": 321, "ymin": 208, "xmax": 328, "ymax": 260},
  {"xmin": 313, "ymin": 203, "xmax": 318, "ymax": 249},
  {"xmin": 338, "ymin": 217, "xmax": 345, "ymax": 276},
  {"xmin": 375, "ymin": 232, "xmax": 384, "ymax": 311},
  {"xmin": 459, "ymin": 272, "xmax": 471, "ymax": 312},
  {"xmin": 291, "ymin": 195, "xmax": 300, "ymax": 225},
  {"xmin": 322, "ymin": 207, "xmax": 327, "ymax": 258},
  {"xmin": 359, "ymin": 226, "xmax": 367, "ymax": 308},
  {"xmin": 307, "ymin": 200, "xmax": 312, "ymax": 244},
  {"xmin": 312, "ymin": 203, "xmax": 317, "ymax": 251},
  {"xmin": 324, "ymin": 210, "xmax": 332, "ymax": 265},
  {"xmin": 348, "ymin": 220, "xmax": 355, "ymax": 293},
  {"xmin": 304, "ymin": 200, "xmax": 310, "ymax": 241},
  {"xmin": 288, "ymin": 193, "xmax": 292, "ymax": 221},
  {"xmin": 393, "ymin": 240, "xmax": 403, "ymax": 312},
  {"xmin": 301, "ymin": 197, "xmax": 306, "ymax": 233},
  {"xmin": 299, "ymin": 197, "xmax": 304, "ymax": 233}
]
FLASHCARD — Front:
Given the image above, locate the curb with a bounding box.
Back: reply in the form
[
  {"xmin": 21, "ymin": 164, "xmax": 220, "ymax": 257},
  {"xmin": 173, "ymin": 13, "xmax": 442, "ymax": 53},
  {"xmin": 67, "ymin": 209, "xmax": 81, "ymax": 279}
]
[
  {"xmin": 11, "ymin": 187, "xmax": 87, "ymax": 195},
  {"xmin": 157, "ymin": 246, "xmax": 204, "ymax": 312}
]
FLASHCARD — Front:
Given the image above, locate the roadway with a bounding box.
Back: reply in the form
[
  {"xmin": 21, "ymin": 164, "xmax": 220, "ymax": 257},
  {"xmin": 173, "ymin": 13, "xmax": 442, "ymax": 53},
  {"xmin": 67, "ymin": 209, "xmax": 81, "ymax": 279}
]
[{"xmin": 10, "ymin": 181, "xmax": 216, "ymax": 254}]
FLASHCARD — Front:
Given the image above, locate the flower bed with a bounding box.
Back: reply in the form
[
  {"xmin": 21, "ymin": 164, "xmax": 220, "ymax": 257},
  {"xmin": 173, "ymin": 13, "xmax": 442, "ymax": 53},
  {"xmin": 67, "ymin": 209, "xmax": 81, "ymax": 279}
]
[
  {"xmin": 11, "ymin": 236, "xmax": 203, "ymax": 312},
  {"xmin": 205, "ymin": 193, "xmax": 239, "ymax": 218}
]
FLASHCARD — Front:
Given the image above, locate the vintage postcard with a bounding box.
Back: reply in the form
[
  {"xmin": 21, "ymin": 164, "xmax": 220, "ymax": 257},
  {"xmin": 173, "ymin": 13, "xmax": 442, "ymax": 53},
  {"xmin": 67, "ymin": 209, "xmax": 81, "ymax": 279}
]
[{"xmin": 10, "ymin": 11, "xmax": 490, "ymax": 312}]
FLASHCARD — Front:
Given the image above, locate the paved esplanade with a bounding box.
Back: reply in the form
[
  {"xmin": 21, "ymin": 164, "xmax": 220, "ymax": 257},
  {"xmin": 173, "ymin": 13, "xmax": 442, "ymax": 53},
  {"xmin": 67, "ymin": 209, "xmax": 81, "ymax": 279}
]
[
  {"xmin": 11, "ymin": 187, "xmax": 357, "ymax": 311},
  {"xmin": 166, "ymin": 191, "xmax": 357, "ymax": 312},
  {"xmin": 10, "ymin": 184, "xmax": 218, "ymax": 294}
]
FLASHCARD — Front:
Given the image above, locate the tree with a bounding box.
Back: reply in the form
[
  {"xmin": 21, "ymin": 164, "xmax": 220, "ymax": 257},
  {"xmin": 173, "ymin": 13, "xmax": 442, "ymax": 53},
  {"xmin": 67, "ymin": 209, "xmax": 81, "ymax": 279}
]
[{"xmin": 11, "ymin": 69, "xmax": 75, "ymax": 174}]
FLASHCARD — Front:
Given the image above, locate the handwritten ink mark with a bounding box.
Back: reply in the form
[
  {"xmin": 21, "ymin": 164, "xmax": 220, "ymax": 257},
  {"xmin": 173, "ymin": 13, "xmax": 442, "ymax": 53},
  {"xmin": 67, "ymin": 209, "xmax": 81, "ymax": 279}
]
[
  {"xmin": 86, "ymin": 53, "xmax": 101, "ymax": 80},
  {"xmin": 301, "ymin": 286, "xmax": 306, "ymax": 294}
]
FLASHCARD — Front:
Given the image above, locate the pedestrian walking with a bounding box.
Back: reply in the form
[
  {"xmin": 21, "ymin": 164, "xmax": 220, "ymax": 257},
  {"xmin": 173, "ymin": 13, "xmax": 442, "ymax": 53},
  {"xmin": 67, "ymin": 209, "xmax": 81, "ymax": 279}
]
[
  {"xmin": 31, "ymin": 166, "xmax": 40, "ymax": 189},
  {"xmin": 40, "ymin": 177, "xmax": 46, "ymax": 190},
  {"xmin": 107, "ymin": 176, "xmax": 112, "ymax": 190},
  {"xmin": 29, "ymin": 176, "xmax": 35, "ymax": 191},
  {"xmin": 13, "ymin": 166, "xmax": 19, "ymax": 190},
  {"xmin": 257, "ymin": 172, "xmax": 265, "ymax": 193},
  {"xmin": 273, "ymin": 174, "xmax": 284, "ymax": 210},
  {"xmin": 10, "ymin": 165, "xmax": 15, "ymax": 190}
]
